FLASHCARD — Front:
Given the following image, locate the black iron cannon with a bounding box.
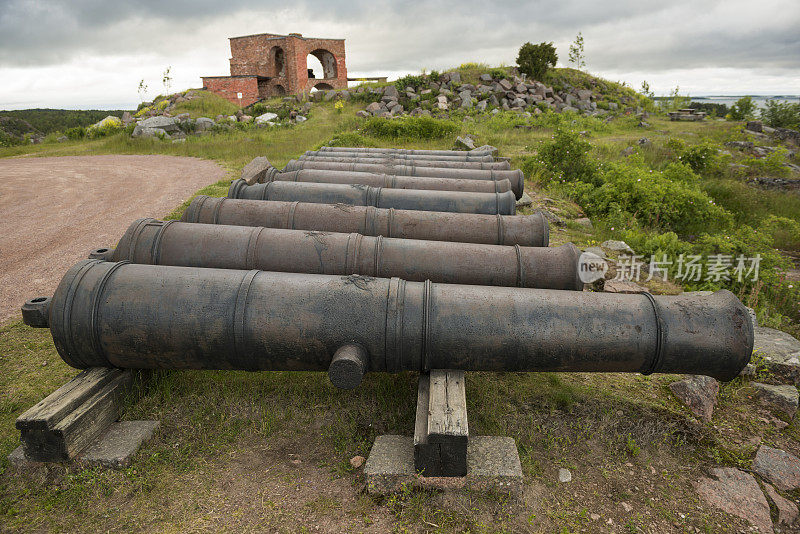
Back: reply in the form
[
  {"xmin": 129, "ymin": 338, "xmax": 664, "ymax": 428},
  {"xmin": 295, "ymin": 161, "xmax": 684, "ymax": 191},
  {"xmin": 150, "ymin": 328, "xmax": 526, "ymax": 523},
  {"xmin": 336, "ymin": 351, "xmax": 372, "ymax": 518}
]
[
  {"xmin": 262, "ymin": 166, "xmax": 520, "ymax": 199},
  {"xmin": 23, "ymin": 261, "xmax": 753, "ymax": 388},
  {"xmin": 301, "ymin": 151, "xmax": 508, "ymax": 168},
  {"xmin": 227, "ymin": 179, "xmax": 517, "ymax": 215},
  {"xmin": 317, "ymin": 146, "xmax": 495, "ymax": 158},
  {"xmin": 91, "ymin": 219, "xmax": 580, "ymax": 290},
  {"xmin": 281, "ymin": 161, "xmax": 525, "ymax": 199},
  {"xmin": 181, "ymin": 196, "xmax": 549, "ymax": 247}
]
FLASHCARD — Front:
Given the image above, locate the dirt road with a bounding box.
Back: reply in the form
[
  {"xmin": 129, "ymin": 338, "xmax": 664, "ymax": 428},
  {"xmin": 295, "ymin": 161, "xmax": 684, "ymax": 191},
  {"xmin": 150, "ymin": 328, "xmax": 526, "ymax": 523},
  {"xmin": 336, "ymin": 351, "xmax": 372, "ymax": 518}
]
[{"xmin": 0, "ymin": 155, "xmax": 226, "ymax": 323}]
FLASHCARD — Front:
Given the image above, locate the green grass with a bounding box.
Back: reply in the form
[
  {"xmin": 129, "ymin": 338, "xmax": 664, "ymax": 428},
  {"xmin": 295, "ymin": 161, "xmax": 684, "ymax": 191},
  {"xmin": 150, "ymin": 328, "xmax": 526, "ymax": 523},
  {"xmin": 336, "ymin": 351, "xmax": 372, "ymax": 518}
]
[{"xmin": 169, "ymin": 90, "xmax": 240, "ymax": 119}]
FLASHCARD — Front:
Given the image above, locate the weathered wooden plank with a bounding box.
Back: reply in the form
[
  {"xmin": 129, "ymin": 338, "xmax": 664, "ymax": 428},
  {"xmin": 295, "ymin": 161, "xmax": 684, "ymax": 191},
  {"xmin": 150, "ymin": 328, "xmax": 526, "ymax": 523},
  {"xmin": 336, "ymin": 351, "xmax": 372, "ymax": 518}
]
[
  {"xmin": 16, "ymin": 368, "xmax": 122, "ymax": 431},
  {"xmin": 17, "ymin": 368, "xmax": 145, "ymax": 462},
  {"xmin": 413, "ymin": 370, "xmax": 469, "ymax": 477}
]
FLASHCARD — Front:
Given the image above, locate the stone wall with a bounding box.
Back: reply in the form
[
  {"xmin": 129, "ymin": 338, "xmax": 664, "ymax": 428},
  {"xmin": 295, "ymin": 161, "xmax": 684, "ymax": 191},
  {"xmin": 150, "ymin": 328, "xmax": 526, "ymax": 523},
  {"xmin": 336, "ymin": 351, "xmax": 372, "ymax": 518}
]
[{"xmin": 201, "ymin": 76, "xmax": 261, "ymax": 107}]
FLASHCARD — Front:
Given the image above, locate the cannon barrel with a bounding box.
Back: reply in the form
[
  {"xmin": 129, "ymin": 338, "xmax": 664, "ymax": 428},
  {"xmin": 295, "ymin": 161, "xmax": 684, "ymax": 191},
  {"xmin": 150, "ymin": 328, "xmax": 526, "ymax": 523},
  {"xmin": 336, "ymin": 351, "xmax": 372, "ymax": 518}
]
[
  {"xmin": 318, "ymin": 146, "xmax": 495, "ymax": 158},
  {"xmin": 282, "ymin": 161, "xmax": 525, "ymax": 199},
  {"xmin": 302, "ymin": 151, "xmax": 504, "ymax": 166},
  {"xmin": 227, "ymin": 180, "xmax": 517, "ymax": 215},
  {"xmin": 24, "ymin": 261, "xmax": 753, "ymax": 384},
  {"xmin": 181, "ymin": 196, "xmax": 549, "ymax": 247},
  {"xmin": 299, "ymin": 154, "xmax": 511, "ymax": 170},
  {"xmin": 265, "ymin": 167, "xmax": 520, "ymax": 199},
  {"xmin": 94, "ymin": 219, "xmax": 579, "ymax": 290}
]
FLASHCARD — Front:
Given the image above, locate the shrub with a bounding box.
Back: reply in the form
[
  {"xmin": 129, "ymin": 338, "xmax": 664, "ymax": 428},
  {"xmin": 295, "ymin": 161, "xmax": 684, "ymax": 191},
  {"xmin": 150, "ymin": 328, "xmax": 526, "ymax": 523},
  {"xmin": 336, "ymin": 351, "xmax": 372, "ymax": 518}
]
[
  {"xmin": 64, "ymin": 126, "xmax": 86, "ymax": 140},
  {"xmin": 361, "ymin": 116, "xmax": 459, "ymax": 140},
  {"xmin": 760, "ymin": 100, "xmax": 800, "ymax": 129},
  {"xmin": 729, "ymin": 96, "xmax": 756, "ymax": 121},
  {"xmin": 743, "ymin": 148, "xmax": 790, "ymax": 177},
  {"xmin": 394, "ymin": 74, "xmax": 425, "ymax": 91},
  {"xmin": 516, "ymin": 42, "xmax": 557, "ymax": 81},
  {"xmin": 535, "ymin": 128, "xmax": 599, "ymax": 184},
  {"xmin": 759, "ymin": 215, "xmax": 800, "ymax": 251},
  {"xmin": 678, "ymin": 143, "xmax": 718, "ymax": 173},
  {"xmin": 86, "ymin": 116, "xmax": 123, "ymax": 139}
]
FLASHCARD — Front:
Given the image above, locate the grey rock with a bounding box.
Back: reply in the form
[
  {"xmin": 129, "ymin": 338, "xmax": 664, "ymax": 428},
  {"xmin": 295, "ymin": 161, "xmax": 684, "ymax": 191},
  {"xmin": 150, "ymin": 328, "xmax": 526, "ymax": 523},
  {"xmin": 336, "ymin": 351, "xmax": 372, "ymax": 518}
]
[
  {"xmin": 241, "ymin": 156, "xmax": 273, "ymax": 185},
  {"xmin": 295, "ymin": 115, "xmax": 307, "ymax": 123},
  {"xmin": 139, "ymin": 115, "xmax": 178, "ymax": 132},
  {"xmin": 194, "ymin": 117, "xmax": 215, "ymax": 132},
  {"xmin": 669, "ymin": 375, "xmax": 719, "ymax": 421},
  {"xmin": 255, "ymin": 112, "xmax": 279, "ymax": 124},
  {"xmin": 366, "ymin": 102, "xmax": 383, "ymax": 115},
  {"xmin": 752, "ymin": 446, "xmax": 800, "ymax": 491},
  {"xmin": 751, "ymin": 382, "xmax": 799, "ymax": 418},
  {"xmin": 498, "ymin": 79, "xmax": 513, "ymax": 91},
  {"xmin": 383, "ymin": 85, "xmax": 399, "ymax": 99},
  {"xmin": 390, "ymin": 104, "xmax": 404, "ymax": 115},
  {"xmin": 511, "ymin": 98, "xmax": 527, "ymax": 108},
  {"xmin": 746, "ymin": 120, "xmax": 763, "ymax": 133},
  {"xmin": 136, "ymin": 126, "xmax": 170, "ymax": 139},
  {"xmin": 516, "ymin": 192, "xmax": 533, "ymax": 207},
  {"xmin": 558, "ymin": 468, "xmax": 572, "ymax": 483},
  {"xmin": 453, "ymin": 136, "xmax": 476, "ymax": 151},
  {"xmin": 57, "ymin": 135, "xmax": 67, "ymax": 142},
  {"xmin": 355, "ymin": 110, "xmax": 370, "ymax": 118},
  {"xmin": 121, "ymin": 111, "xmax": 133, "ymax": 123},
  {"xmin": 479, "ymin": 73, "xmax": 493, "ymax": 82},
  {"xmin": 608, "ymin": 102, "xmax": 619, "ymax": 110},
  {"xmin": 584, "ymin": 246, "xmax": 605, "ymax": 258},
  {"xmin": 574, "ymin": 217, "xmax": 594, "ymax": 230},
  {"xmin": 601, "ymin": 240, "xmax": 634, "ymax": 254},
  {"xmin": 476, "ymin": 100, "xmax": 488, "ymax": 112},
  {"xmin": 541, "ymin": 209, "xmax": 565, "ymax": 227},
  {"xmin": 562, "ymin": 106, "xmax": 579, "ymax": 113},
  {"xmin": 577, "ymin": 89, "xmax": 593, "ymax": 101},
  {"xmin": 694, "ymin": 468, "xmax": 772, "ymax": 534},
  {"xmin": 753, "ymin": 327, "xmax": 800, "ymax": 385}
]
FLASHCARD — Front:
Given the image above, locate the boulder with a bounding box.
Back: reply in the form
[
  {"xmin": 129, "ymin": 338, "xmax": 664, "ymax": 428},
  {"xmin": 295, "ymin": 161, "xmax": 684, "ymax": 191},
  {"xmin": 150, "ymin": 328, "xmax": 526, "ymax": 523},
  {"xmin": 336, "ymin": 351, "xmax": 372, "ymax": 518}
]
[
  {"xmin": 763, "ymin": 483, "xmax": 799, "ymax": 527},
  {"xmin": 752, "ymin": 446, "xmax": 800, "ymax": 491},
  {"xmin": 139, "ymin": 116, "xmax": 178, "ymax": 132},
  {"xmin": 195, "ymin": 117, "xmax": 216, "ymax": 131},
  {"xmin": 751, "ymin": 382, "xmax": 799, "ymax": 418},
  {"xmin": 295, "ymin": 115, "xmax": 307, "ymax": 123},
  {"xmin": 255, "ymin": 112, "xmax": 279, "ymax": 124},
  {"xmin": 89, "ymin": 115, "xmax": 123, "ymax": 131},
  {"xmin": 383, "ymin": 85, "xmax": 399, "ymax": 99},
  {"xmin": 746, "ymin": 120, "xmax": 763, "ymax": 133},
  {"xmin": 476, "ymin": 100, "xmax": 488, "ymax": 112},
  {"xmin": 562, "ymin": 106, "xmax": 579, "ymax": 113},
  {"xmin": 693, "ymin": 468, "xmax": 772, "ymax": 534},
  {"xmin": 121, "ymin": 111, "xmax": 133, "ymax": 124},
  {"xmin": 498, "ymin": 79, "xmax": 513, "ymax": 91},
  {"xmin": 753, "ymin": 327, "xmax": 800, "ymax": 385},
  {"xmin": 390, "ymin": 104, "xmax": 404, "ymax": 115},
  {"xmin": 241, "ymin": 156, "xmax": 272, "ymax": 185},
  {"xmin": 138, "ymin": 127, "xmax": 170, "ymax": 139},
  {"xmin": 669, "ymin": 375, "xmax": 719, "ymax": 421},
  {"xmin": 240, "ymin": 115, "xmax": 252, "ymax": 122},
  {"xmin": 516, "ymin": 192, "xmax": 533, "ymax": 208},
  {"xmin": 479, "ymin": 73, "xmax": 493, "ymax": 82},
  {"xmin": 445, "ymin": 71, "xmax": 461, "ymax": 84},
  {"xmin": 453, "ymin": 136, "xmax": 476, "ymax": 151},
  {"xmin": 355, "ymin": 110, "xmax": 370, "ymax": 118},
  {"xmin": 577, "ymin": 89, "xmax": 593, "ymax": 101},
  {"xmin": 365, "ymin": 102, "xmax": 383, "ymax": 115},
  {"xmin": 601, "ymin": 240, "xmax": 634, "ymax": 255},
  {"xmin": 56, "ymin": 135, "xmax": 67, "ymax": 142}
]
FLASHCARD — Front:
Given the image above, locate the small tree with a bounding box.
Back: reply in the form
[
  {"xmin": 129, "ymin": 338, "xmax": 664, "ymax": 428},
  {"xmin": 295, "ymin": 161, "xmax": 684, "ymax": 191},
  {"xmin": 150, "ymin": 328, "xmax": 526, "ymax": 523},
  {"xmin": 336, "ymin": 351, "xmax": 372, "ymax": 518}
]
[
  {"xmin": 640, "ymin": 81, "xmax": 654, "ymax": 99},
  {"xmin": 729, "ymin": 96, "xmax": 756, "ymax": 121},
  {"xmin": 137, "ymin": 79, "xmax": 148, "ymax": 102},
  {"xmin": 162, "ymin": 66, "xmax": 172, "ymax": 95},
  {"xmin": 516, "ymin": 42, "xmax": 558, "ymax": 81},
  {"xmin": 568, "ymin": 32, "xmax": 585, "ymax": 69}
]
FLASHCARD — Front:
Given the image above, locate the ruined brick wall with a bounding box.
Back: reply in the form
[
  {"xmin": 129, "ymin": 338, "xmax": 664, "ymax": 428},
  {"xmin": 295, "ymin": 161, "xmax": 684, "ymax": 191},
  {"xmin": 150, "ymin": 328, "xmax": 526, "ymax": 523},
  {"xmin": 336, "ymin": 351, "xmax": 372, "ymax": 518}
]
[
  {"xmin": 201, "ymin": 76, "xmax": 261, "ymax": 108},
  {"xmin": 203, "ymin": 32, "xmax": 348, "ymax": 104}
]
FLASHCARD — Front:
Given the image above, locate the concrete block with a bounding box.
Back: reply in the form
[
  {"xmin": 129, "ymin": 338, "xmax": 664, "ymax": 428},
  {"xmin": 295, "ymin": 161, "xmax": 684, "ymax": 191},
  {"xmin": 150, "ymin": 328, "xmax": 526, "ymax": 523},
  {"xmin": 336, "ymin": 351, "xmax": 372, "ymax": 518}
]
[
  {"xmin": 365, "ymin": 435, "xmax": 522, "ymax": 495},
  {"xmin": 77, "ymin": 421, "xmax": 159, "ymax": 469}
]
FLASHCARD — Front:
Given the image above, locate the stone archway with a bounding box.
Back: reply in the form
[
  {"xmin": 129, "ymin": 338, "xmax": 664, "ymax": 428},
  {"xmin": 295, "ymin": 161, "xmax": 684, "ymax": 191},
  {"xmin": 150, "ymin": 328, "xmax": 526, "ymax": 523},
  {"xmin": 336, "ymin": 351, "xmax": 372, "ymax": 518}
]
[
  {"xmin": 273, "ymin": 84, "xmax": 286, "ymax": 96},
  {"xmin": 309, "ymin": 82, "xmax": 334, "ymax": 93},
  {"xmin": 307, "ymin": 49, "xmax": 337, "ymax": 79}
]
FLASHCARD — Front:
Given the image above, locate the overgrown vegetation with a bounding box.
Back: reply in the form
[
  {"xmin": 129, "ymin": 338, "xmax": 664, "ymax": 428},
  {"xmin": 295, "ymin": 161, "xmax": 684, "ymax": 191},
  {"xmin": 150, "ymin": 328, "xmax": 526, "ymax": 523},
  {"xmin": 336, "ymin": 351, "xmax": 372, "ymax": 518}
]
[
  {"xmin": 516, "ymin": 41, "xmax": 558, "ymax": 80},
  {"xmin": 360, "ymin": 116, "xmax": 459, "ymax": 140}
]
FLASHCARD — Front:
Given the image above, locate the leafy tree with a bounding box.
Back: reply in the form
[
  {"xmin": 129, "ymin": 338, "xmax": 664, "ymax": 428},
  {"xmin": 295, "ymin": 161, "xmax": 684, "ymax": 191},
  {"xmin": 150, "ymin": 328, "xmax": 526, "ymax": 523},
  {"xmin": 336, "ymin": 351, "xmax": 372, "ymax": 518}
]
[
  {"xmin": 568, "ymin": 32, "xmax": 586, "ymax": 69},
  {"xmin": 516, "ymin": 42, "xmax": 558, "ymax": 81},
  {"xmin": 639, "ymin": 81, "xmax": 654, "ymax": 99},
  {"xmin": 729, "ymin": 96, "xmax": 756, "ymax": 121},
  {"xmin": 760, "ymin": 100, "xmax": 800, "ymax": 129}
]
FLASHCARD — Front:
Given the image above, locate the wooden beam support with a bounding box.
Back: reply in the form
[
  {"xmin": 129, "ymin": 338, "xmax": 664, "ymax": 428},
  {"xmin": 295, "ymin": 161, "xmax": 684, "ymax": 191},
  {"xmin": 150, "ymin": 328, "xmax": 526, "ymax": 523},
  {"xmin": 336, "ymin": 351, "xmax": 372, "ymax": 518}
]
[
  {"xmin": 413, "ymin": 369, "xmax": 469, "ymax": 476},
  {"xmin": 16, "ymin": 368, "xmax": 146, "ymax": 462}
]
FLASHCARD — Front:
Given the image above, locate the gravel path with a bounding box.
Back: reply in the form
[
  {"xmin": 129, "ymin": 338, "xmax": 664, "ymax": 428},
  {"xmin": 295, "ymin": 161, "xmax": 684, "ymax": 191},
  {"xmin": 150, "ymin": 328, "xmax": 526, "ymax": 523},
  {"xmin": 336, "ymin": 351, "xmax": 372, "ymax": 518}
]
[{"xmin": 0, "ymin": 155, "xmax": 226, "ymax": 323}]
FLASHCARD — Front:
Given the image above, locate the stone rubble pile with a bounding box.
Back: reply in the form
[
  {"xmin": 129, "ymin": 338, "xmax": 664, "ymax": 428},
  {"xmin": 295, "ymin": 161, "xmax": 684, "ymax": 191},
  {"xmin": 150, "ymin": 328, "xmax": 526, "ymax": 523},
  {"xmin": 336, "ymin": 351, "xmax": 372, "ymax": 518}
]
[{"xmin": 313, "ymin": 70, "xmax": 636, "ymax": 119}]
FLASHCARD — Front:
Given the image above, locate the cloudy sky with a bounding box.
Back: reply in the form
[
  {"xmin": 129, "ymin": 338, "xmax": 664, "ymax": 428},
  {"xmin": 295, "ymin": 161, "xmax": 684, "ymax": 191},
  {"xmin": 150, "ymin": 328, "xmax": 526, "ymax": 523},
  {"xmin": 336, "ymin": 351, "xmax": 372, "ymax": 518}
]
[{"xmin": 1, "ymin": 0, "xmax": 798, "ymax": 110}]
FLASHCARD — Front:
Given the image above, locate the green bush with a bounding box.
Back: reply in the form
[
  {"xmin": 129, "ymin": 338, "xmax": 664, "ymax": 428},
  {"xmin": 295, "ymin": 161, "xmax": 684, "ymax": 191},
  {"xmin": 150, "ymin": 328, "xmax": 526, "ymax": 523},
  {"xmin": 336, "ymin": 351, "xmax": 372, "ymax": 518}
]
[
  {"xmin": 677, "ymin": 143, "xmax": 718, "ymax": 173},
  {"xmin": 535, "ymin": 128, "xmax": 599, "ymax": 184},
  {"xmin": 759, "ymin": 215, "xmax": 800, "ymax": 251},
  {"xmin": 64, "ymin": 126, "xmax": 86, "ymax": 140},
  {"xmin": 516, "ymin": 42, "xmax": 557, "ymax": 81},
  {"xmin": 760, "ymin": 100, "xmax": 800, "ymax": 129},
  {"xmin": 729, "ymin": 96, "xmax": 756, "ymax": 121},
  {"xmin": 361, "ymin": 116, "xmax": 459, "ymax": 140},
  {"xmin": 325, "ymin": 132, "xmax": 376, "ymax": 148},
  {"xmin": 394, "ymin": 74, "xmax": 425, "ymax": 91},
  {"xmin": 743, "ymin": 148, "xmax": 790, "ymax": 177}
]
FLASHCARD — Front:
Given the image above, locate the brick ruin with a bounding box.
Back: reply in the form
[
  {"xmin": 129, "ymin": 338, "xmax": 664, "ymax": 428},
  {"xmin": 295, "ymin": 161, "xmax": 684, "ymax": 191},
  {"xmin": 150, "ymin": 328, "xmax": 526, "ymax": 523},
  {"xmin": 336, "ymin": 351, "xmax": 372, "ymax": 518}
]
[{"xmin": 202, "ymin": 32, "xmax": 348, "ymax": 107}]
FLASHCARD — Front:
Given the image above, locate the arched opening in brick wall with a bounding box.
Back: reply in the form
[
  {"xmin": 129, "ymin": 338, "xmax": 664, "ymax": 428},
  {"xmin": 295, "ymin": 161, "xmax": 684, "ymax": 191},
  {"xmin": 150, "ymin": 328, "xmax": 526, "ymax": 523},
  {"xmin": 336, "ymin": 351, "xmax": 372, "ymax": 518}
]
[
  {"xmin": 270, "ymin": 46, "xmax": 285, "ymax": 77},
  {"xmin": 273, "ymin": 84, "xmax": 286, "ymax": 95},
  {"xmin": 307, "ymin": 49, "xmax": 337, "ymax": 79},
  {"xmin": 309, "ymin": 82, "xmax": 334, "ymax": 93}
]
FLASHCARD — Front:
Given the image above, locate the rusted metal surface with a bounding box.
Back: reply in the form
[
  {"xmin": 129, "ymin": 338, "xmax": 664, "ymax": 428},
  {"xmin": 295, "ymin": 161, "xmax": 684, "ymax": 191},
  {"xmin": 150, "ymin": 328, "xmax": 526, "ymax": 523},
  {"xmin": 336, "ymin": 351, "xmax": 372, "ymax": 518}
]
[
  {"xmin": 281, "ymin": 161, "xmax": 525, "ymax": 199},
  {"xmin": 302, "ymin": 151, "xmax": 504, "ymax": 166},
  {"xmin": 299, "ymin": 154, "xmax": 510, "ymax": 170},
  {"xmin": 94, "ymin": 219, "xmax": 579, "ymax": 289},
  {"xmin": 318, "ymin": 146, "xmax": 495, "ymax": 158},
  {"xmin": 26, "ymin": 261, "xmax": 753, "ymax": 382},
  {"xmin": 227, "ymin": 179, "xmax": 517, "ymax": 215},
  {"xmin": 262, "ymin": 167, "xmax": 519, "ymax": 198},
  {"xmin": 181, "ymin": 196, "xmax": 549, "ymax": 247}
]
